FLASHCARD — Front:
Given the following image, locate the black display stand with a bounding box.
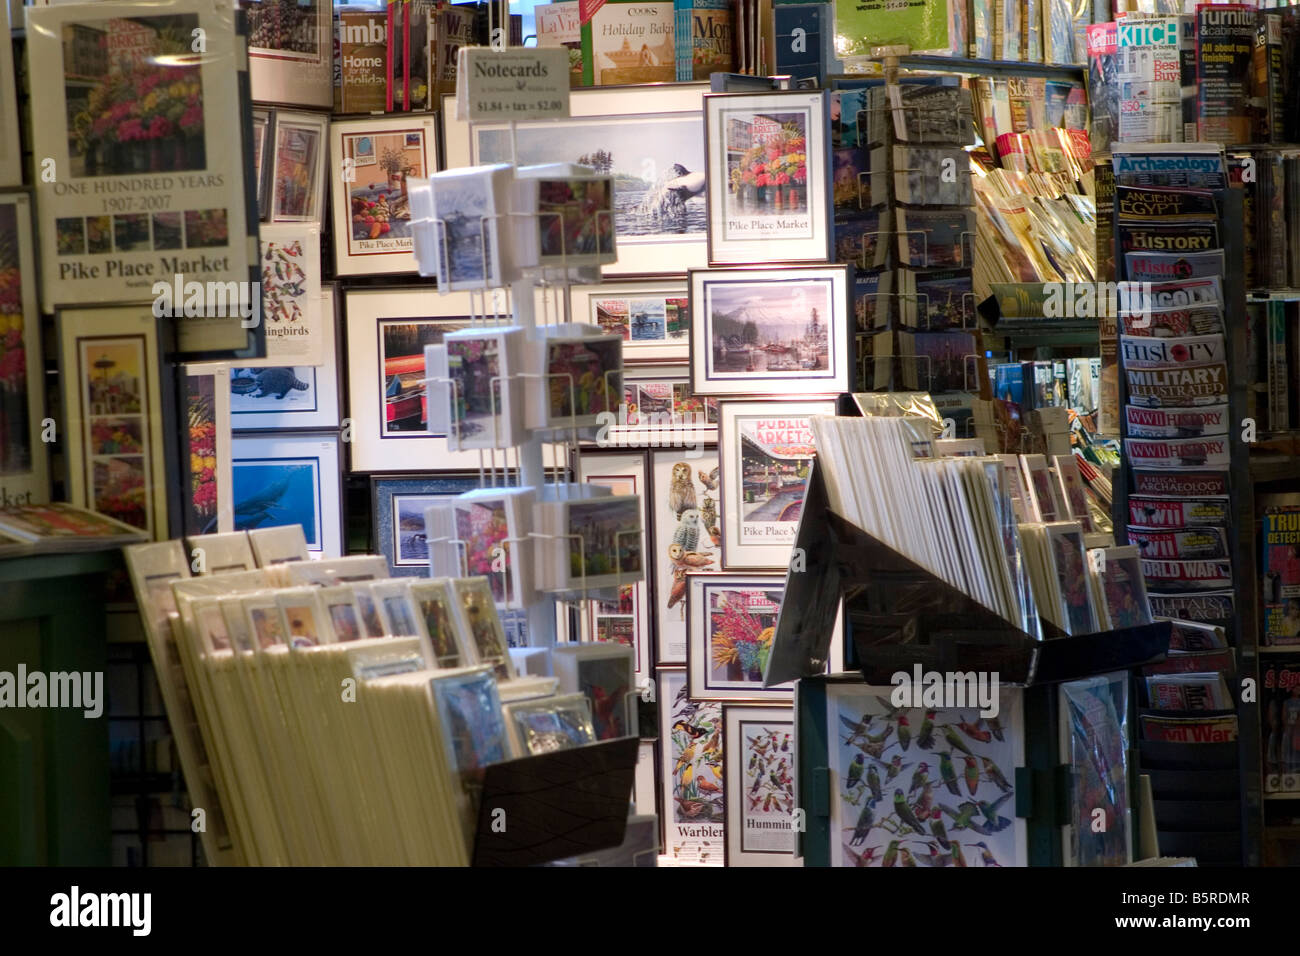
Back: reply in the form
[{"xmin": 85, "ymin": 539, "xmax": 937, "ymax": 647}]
[{"xmin": 470, "ymin": 736, "xmax": 639, "ymax": 867}]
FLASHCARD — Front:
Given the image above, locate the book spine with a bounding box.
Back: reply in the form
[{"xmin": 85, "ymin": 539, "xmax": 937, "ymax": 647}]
[
  {"xmin": 1267, "ymin": 300, "xmax": 1290, "ymax": 431},
  {"xmin": 674, "ymin": 0, "xmax": 692, "ymax": 81}
]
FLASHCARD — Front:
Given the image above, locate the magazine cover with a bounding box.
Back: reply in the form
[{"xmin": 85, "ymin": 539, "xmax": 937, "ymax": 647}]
[
  {"xmin": 537, "ymin": 1, "xmax": 583, "ymax": 84},
  {"xmin": 1194, "ymin": 4, "xmax": 1255, "ymax": 145},
  {"xmin": 1141, "ymin": 713, "xmax": 1237, "ymax": 743},
  {"xmin": 825, "ymin": 684, "xmax": 1027, "ymax": 867},
  {"xmin": 1262, "ymin": 503, "xmax": 1300, "ymax": 643},
  {"xmin": 1262, "ymin": 659, "xmax": 1300, "ymax": 791},
  {"xmin": 674, "ymin": 0, "xmax": 733, "ymax": 81},
  {"xmin": 581, "ymin": 0, "xmax": 675, "ymax": 86}
]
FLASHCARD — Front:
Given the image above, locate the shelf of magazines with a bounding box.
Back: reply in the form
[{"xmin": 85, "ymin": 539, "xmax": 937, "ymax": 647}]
[{"xmin": 1109, "ymin": 150, "xmax": 1259, "ymax": 866}]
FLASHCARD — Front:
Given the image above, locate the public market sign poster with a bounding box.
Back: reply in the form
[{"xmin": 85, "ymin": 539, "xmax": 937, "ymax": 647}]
[
  {"xmin": 832, "ymin": 0, "xmax": 957, "ymax": 58},
  {"xmin": 28, "ymin": 0, "xmax": 255, "ymax": 355}
]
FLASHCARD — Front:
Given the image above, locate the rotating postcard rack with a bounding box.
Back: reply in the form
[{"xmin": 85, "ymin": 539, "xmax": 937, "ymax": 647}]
[
  {"xmin": 411, "ymin": 102, "xmax": 644, "ymax": 866},
  {"xmin": 770, "ymin": 451, "xmax": 1171, "ymax": 865}
]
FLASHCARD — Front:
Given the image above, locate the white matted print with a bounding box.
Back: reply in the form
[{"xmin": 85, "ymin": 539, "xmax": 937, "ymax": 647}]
[
  {"xmin": 651, "ymin": 448, "xmax": 721, "ymax": 664},
  {"xmin": 724, "ymin": 706, "xmax": 796, "ymax": 866},
  {"xmin": 577, "ymin": 451, "xmax": 652, "ymax": 680},
  {"xmin": 231, "ymin": 285, "xmax": 340, "ymax": 429},
  {"xmin": 719, "ymin": 399, "xmax": 832, "ymax": 569},
  {"xmin": 659, "ymin": 667, "xmax": 724, "ymax": 865},
  {"xmin": 245, "ymin": 0, "xmax": 332, "ymax": 109},
  {"xmin": 232, "ymin": 433, "xmax": 342, "ymax": 556},
  {"xmin": 825, "ymin": 683, "xmax": 1026, "ymax": 867},
  {"xmin": 330, "ymin": 115, "xmax": 439, "ymax": 276},
  {"xmin": 687, "ymin": 572, "xmax": 793, "ymax": 702},
  {"xmin": 249, "ymin": 224, "xmax": 323, "ymax": 366},
  {"xmin": 565, "ymin": 279, "xmax": 689, "ymax": 364},
  {"xmin": 444, "ymin": 84, "xmax": 709, "ymax": 277},
  {"xmin": 269, "ymin": 110, "xmax": 329, "ymax": 224},
  {"xmin": 689, "ymin": 265, "xmax": 850, "ymax": 397},
  {"xmin": 704, "ymin": 90, "xmax": 830, "ymax": 265}
]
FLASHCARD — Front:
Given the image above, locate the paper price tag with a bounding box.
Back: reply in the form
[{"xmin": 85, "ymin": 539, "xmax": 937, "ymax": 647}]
[{"xmin": 457, "ymin": 48, "xmax": 571, "ymax": 123}]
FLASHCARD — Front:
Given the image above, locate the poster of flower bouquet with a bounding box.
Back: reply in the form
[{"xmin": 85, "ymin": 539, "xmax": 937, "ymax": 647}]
[
  {"xmin": 65, "ymin": 16, "xmax": 206, "ymax": 178},
  {"xmin": 659, "ymin": 668, "xmax": 725, "ymax": 863},
  {"xmin": 722, "ymin": 110, "xmax": 808, "ymax": 228},
  {"xmin": 0, "ymin": 203, "xmax": 33, "ymax": 479},
  {"xmin": 688, "ymin": 575, "xmax": 791, "ymax": 701},
  {"xmin": 185, "ymin": 373, "xmax": 219, "ymax": 535}
]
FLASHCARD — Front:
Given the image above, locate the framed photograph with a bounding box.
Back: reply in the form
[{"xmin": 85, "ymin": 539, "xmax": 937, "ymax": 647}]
[
  {"xmin": 232, "ymin": 283, "xmax": 340, "ymax": 430},
  {"xmin": 703, "ymin": 90, "xmax": 831, "ymax": 265},
  {"xmin": 688, "ymin": 265, "xmax": 851, "ymax": 397},
  {"xmin": 231, "ymin": 432, "xmax": 342, "ymax": 557},
  {"xmin": 0, "ymin": 4, "xmax": 20, "ymax": 187},
  {"xmin": 28, "ymin": 0, "xmax": 257, "ymax": 357},
  {"xmin": 687, "ymin": 572, "xmax": 793, "ymax": 701},
  {"xmin": 718, "ymin": 399, "xmax": 834, "ymax": 569},
  {"xmin": 824, "ymin": 683, "xmax": 1027, "ymax": 867},
  {"xmin": 658, "ymin": 667, "xmax": 725, "ymax": 864},
  {"xmin": 651, "ymin": 448, "xmax": 721, "ymax": 664},
  {"xmin": 243, "ymin": 0, "xmax": 333, "ymax": 109},
  {"xmin": 577, "ymin": 451, "xmax": 652, "ymax": 680},
  {"xmin": 723, "ymin": 705, "xmax": 796, "ymax": 866},
  {"xmin": 553, "ymin": 642, "xmax": 635, "ymax": 740},
  {"xmin": 371, "ymin": 474, "xmax": 482, "ymax": 577},
  {"xmin": 565, "ymin": 279, "xmax": 689, "ymax": 364},
  {"xmin": 251, "ymin": 108, "xmax": 273, "ymax": 219},
  {"xmin": 250, "ymin": 224, "xmax": 323, "ymax": 366},
  {"xmin": 443, "ymin": 84, "xmax": 709, "ymax": 276},
  {"xmin": 609, "ymin": 366, "xmax": 719, "ymax": 448},
  {"xmin": 181, "ymin": 363, "xmax": 233, "ymax": 535},
  {"xmin": 0, "ymin": 194, "xmax": 50, "ymax": 505},
  {"xmin": 343, "ymin": 286, "xmax": 485, "ymax": 471},
  {"xmin": 268, "ymin": 110, "xmax": 329, "ymax": 225},
  {"xmin": 57, "ymin": 306, "xmax": 171, "ymax": 539},
  {"xmin": 330, "ymin": 114, "xmax": 440, "ymax": 276}
]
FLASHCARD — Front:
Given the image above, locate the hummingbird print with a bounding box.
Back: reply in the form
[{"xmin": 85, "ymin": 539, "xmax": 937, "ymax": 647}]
[
  {"xmin": 908, "ymin": 762, "xmax": 930, "ymax": 794},
  {"xmin": 867, "ymin": 765, "xmax": 883, "ymax": 803},
  {"xmin": 882, "ymin": 838, "xmax": 901, "ymax": 867},
  {"xmin": 893, "ymin": 788, "xmax": 926, "ymax": 834},
  {"xmin": 981, "ymin": 755, "xmax": 1012, "ymax": 793},
  {"xmin": 983, "ymin": 714, "xmax": 1004, "ymax": 741},
  {"xmin": 918, "ymin": 710, "xmax": 937, "ymax": 749},
  {"xmin": 973, "ymin": 841, "xmax": 1000, "ymax": 866},
  {"xmin": 938, "ymin": 751, "xmax": 961, "ymax": 797},
  {"xmin": 956, "ymin": 715, "xmax": 993, "ymax": 743},
  {"xmin": 950, "ymin": 840, "xmax": 968, "ymax": 867},
  {"xmin": 850, "ymin": 800, "xmax": 875, "ymax": 845},
  {"xmin": 963, "ymin": 755, "xmax": 980, "ymax": 796},
  {"xmin": 939, "ymin": 801, "xmax": 979, "ymax": 828},
  {"xmin": 915, "ymin": 781, "xmax": 935, "ymax": 820},
  {"xmin": 942, "ymin": 725, "xmax": 974, "ymax": 757},
  {"xmin": 885, "ymin": 754, "xmax": 907, "ymax": 782},
  {"xmin": 897, "ymin": 713, "xmax": 912, "ymax": 750},
  {"xmin": 929, "ymin": 817, "xmax": 952, "ymax": 850}
]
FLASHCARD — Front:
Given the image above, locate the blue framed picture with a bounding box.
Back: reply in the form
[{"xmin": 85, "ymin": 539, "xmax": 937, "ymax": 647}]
[
  {"xmin": 233, "ymin": 433, "xmax": 342, "ymax": 556},
  {"xmin": 371, "ymin": 474, "xmax": 483, "ymax": 576}
]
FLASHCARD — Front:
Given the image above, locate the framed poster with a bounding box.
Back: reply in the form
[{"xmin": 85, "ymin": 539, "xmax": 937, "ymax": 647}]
[
  {"xmin": 0, "ymin": 3, "xmax": 22, "ymax": 187},
  {"xmin": 609, "ymin": 365, "xmax": 718, "ymax": 449},
  {"xmin": 824, "ymin": 683, "xmax": 1027, "ymax": 867},
  {"xmin": 27, "ymin": 0, "xmax": 258, "ymax": 357},
  {"xmin": 444, "ymin": 84, "xmax": 709, "ymax": 277},
  {"xmin": 688, "ymin": 265, "xmax": 851, "ymax": 397},
  {"xmin": 268, "ymin": 109, "xmax": 328, "ymax": 225},
  {"xmin": 344, "ymin": 286, "xmax": 494, "ymax": 472},
  {"xmin": 231, "ymin": 283, "xmax": 340, "ymax": 430},
  {"xmin": 370, "ymin": 473, "xmax": 481, "ymax": 577},
  {"xmin": 0, "ymin": 193, "xmax": 50, "ymax": 505},
  {"xmin": 576, "ymin": 450, "xmax": 652, "ymax": 680},
  {"xmin": 182, "ymin": 363, "xmax": 234, "ymax": 535},
  {"xmin": 659, "ymin": 667, "xmax": 724, "ymax": 864},
  {"xmin": 650, "ymin": 447, "xmax": 720, "ymax": 664},
  {"xmin": 703, "ymin": 90, "xmax": 832, "ymax": 265},
  {"xmin": 718, "ymin": 399, "xmax": 833, "ymax": 569},
  {"xmin": 723, "ymin": 705, "xmax": 797, "ymax": 866},
  {"xmin": 249, "ymin": 224, "xmax": 323, "ymax": 366},
  {"xmin": 566, "ymin": 279, "xmax": 689, "ymax": 364},
  {"xmin": 231, "ymin": 432, "xmax": 342, "ymax": 557},
  {"xmin": 57, "ymin": 306, "xmax": 171, "ymax": 539},
  {"xmin": 686, "ymin": 572, "xmax": 793, "ymax": 702},
  {"xmin": 330, "ymin": 114, "xmax": 440, "ymax": 276},
  {"xmin": 242, "ymin": 0, "xmax": 333, "ymax": 108}
]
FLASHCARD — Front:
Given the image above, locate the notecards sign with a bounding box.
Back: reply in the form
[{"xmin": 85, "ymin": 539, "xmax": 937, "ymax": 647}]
[{"xmin": 459, "ymin": 48, "xmax": 571, "ymax": 122}]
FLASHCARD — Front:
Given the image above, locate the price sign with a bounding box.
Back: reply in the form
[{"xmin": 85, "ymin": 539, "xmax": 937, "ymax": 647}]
[{"xmin": 457, "ymin": 47, "xmax": 571, "ymax": 123}]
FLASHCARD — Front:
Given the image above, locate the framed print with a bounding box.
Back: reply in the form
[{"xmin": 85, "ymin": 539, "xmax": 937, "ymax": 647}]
[
  {"xmin": 443, "ymin": 83, "xmax": 709, "ymax": 276},
  {"xmin": 57, "ymin": 306, "xmax": 170, "ymax": 539},
  {"xmin": 27, "ymin": 0, "xmax": 257, "ymax": 357},
  {"xmin": 566, "ymin": 279, "xmax": 689, "ymax": 364},
  {"xmin": 605, "ymin": 365, "xmax": 718, "ymax": 450},
  {"xmin": 651, "ymin": 448, "xmax": 721, "ymax": 664},
  {"xmin": 703, "ymin": 90, "xmax": 831, "ymax": 265},
  {"xmin": 182, "ymin": 363, "xmax": 234, "ymax": 535},
  {"xmin": 658, "ymin": 667, "xmax": 724, "ymax": 864},
  {"xmin": 371, "ymin": 474, "xmax": 481, "ymax": 577},
  {"xmin": 824, "ymin": 683, "xmax": 1027, "ymax": 867},
  {"xmin": 330, "ymin": 114, "xmax": 440, "ymax": 276},
  {"xmin": 269, "ymin": 110, "xmax": 328, "ymax": 224},
  {"xmin": 687, "ymin": 572, "xmax": 793, "ymax": 702},
  {"xmin": 343, "ymin": 286, "xmax": 490, "ymax": 472},
  {"xmin": 688, "ymin": 265, "xmax": 851, "ymax": 397},
  {"xmin": 252, "ymin": 108, "xmax": 273, "ymax": 219},
  {"xmin": 249, "ymin": 224, "xmax": 323, "ymax": 366},
  {"xmin": 231, "ymin": 432, "xmax": 342, "ymax": 557},
  {"xmin": 723, "ymin": 705, "xmax": 796, "ymax": 866},
  {"xmin": 577, "ymin": 451, "xmax": 652, "ymax": 680},
  {"xmin": 718, "ymin": 399, "xmax": 834, "ymax": 569},
  {"xmin": 243, "ymin": 0, "xmax": 333, "ymax": 108},
  {"xmin": 231, "ymin": 283, "xmax": 340, "ymax": 429},
  {"xmin": 0, "ymin": 4, "xmax": 22, "ymax": 186},
  {"xmin": 0, "ymin": 194, "xmax": 50, "ymax": 505}
]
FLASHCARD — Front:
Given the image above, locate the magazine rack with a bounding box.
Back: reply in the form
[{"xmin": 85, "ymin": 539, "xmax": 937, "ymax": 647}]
[
  {"xmin": 766, "ymin": 461, "xmax": 1172, "ymax": 688},
  {"xmin": 469, "ymin": 735, "xmax": 639, "ymax": 867}
]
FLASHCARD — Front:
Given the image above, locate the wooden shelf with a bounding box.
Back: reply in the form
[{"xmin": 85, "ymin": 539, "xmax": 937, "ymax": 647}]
[{"xmin": 834, "ymin": 55, "xmax": 1086, "ymax": 81}]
